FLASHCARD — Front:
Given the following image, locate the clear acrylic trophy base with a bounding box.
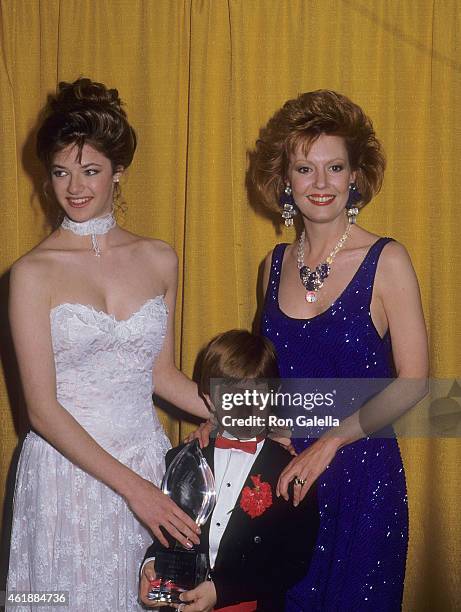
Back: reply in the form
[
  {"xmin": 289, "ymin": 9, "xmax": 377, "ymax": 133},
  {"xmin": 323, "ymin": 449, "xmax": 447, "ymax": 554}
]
[{"xmin": 147, "ymin": 548, "xmax": 209, "ymax": 605}]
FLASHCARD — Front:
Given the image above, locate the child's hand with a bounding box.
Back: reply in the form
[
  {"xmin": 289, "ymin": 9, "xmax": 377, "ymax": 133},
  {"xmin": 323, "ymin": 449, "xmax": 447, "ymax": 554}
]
[
  {"xmin": 138, "ymin": 560, "xmax": 169, "ymax": 608},
  {"xmin": 177, "ymin": 579, "xmax": 217, "ymax": 611}
]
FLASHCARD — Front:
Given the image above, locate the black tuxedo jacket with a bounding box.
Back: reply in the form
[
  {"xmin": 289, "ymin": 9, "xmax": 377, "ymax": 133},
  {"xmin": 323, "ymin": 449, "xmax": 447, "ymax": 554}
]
[{"xmin": 146, "ymin": 439, "xmax": 319, "ymax": 611}]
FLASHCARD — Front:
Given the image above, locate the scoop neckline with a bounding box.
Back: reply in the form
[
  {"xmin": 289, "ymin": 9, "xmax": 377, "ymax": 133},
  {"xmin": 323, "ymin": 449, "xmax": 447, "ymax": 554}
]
[{"xmin": 275, "ymin": 238, "xmax": 384, "ymax": 322}]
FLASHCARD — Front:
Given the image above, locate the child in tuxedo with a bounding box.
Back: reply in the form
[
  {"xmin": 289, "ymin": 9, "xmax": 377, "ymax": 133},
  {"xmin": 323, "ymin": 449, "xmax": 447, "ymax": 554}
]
[{"xmin": 139, "ymin": 330, "xmax": 319, "ymax": 612}]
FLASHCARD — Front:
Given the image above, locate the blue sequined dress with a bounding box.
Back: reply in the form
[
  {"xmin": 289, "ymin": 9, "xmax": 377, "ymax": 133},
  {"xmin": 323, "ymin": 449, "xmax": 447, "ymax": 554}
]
[{"xmin": 262, "ymin": 238, "xmax": 408, "ymax": 612}]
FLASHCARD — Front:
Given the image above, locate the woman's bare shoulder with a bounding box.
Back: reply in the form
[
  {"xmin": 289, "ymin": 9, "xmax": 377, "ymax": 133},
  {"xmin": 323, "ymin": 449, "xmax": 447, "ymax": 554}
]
[
  {"xmin": 11, "ymin": 237, "xmax": 60, "ymax": 279},
  {"xmin": 121, "ymin": 235, "xmax": 178, "ymax": 287},
  {"xmin": 135, "ymin": 236, "xmax": 177, "ymax": 265},
  {"xmin": 10, "ymin": 247, "xmax": 58, "ymax": 308},
  {"xmin": 378, "ymin": 239, "xmax": 412, "ymax": 269},
  {"xmin": 374, "ymin": 239, "xmax": 418, "ymax": 302},
  {"xmin": 350, "ymin": 226, "xmax": 412, "ymax": 274}
]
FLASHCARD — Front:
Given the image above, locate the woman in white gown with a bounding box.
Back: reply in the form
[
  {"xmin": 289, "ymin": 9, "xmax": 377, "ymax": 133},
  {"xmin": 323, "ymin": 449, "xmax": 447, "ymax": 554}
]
[{"xmin": 6, "ymin": 78, "xmax": 209, "ymax": 611}]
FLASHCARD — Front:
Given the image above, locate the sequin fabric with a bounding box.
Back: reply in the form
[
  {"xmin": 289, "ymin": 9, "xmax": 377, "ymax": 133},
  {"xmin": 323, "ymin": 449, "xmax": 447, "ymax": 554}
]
[
  {"xmin": 7, "ymin": 296, "xmax": 172, "ymax": 611},
  {"xmin": 262, "ymin": 239, "xmax": 408, "ymax": 612}
]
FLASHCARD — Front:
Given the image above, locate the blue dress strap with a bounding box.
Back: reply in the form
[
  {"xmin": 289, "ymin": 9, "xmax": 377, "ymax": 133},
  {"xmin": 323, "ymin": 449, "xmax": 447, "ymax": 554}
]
[
  {"xmin": 358, "ymin": 237, "xmax": 394, "ymax": 308},
  {"xmin": 265, "ymin": 243, "xmax": 289, "ymax": 304}
]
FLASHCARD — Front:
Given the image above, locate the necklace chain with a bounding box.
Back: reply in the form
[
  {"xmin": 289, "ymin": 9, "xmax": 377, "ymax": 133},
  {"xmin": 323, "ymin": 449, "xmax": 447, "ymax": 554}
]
[
  {"xmin": 61, "ymin": 212, "xmax": 116, "ymax": 257},
  {"xmin": 297, "ymin": 225, "xmax": 351, "ymax": 303}
]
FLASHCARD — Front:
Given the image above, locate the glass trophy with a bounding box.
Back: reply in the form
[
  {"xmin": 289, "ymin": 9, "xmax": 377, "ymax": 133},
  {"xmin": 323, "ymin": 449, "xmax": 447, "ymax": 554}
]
[{"xmin": 147, "ymin": 440, "xmax": 216, "ymax": 605}]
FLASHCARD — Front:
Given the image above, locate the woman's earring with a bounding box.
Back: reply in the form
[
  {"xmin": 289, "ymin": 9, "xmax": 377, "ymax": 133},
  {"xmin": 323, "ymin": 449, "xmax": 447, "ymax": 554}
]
[
  {"xmin": 112, "ymin": 179, "xmax": 121, "ymax": 215},
  {"xmin": 280, "ymin": 185, "xmax": 297, "ymax": 227},
  {"xmin": 346, "ymin": 182, "xmax": 361, "ymax": 224}
]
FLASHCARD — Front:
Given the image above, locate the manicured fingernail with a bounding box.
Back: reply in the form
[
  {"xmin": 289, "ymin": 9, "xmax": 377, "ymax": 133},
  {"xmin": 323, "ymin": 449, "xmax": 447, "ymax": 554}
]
[{"xmin": 185, "ymin": 540, "xmax": 193, "ymax": 549}]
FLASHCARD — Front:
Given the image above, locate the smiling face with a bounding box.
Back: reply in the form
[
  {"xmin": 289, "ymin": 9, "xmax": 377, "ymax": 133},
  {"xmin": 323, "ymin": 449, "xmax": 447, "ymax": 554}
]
[
  {"xmin": 51, "ymin": 143, "xmax": 122, "ymax": 221},
  {"xmin": 287, "ymin": 133, "xmax": 356, "ymax": 223}
]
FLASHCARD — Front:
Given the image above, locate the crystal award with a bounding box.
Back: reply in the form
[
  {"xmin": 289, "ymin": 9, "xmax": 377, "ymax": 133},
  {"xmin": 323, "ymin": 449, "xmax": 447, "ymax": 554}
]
[{"xmin": 147, "ymin": 440, "xmax": 216, "ymax": 605}]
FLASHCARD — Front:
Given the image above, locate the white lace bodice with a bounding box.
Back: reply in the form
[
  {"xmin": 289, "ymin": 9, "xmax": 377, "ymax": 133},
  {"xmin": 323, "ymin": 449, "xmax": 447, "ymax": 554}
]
[
  {"xmin": 8, "ymin": 295, "xmax": 171, "ymax": 611},
  {"xmin": 49, "ymin": 295, "xmax": 168, "ymax": 458}
]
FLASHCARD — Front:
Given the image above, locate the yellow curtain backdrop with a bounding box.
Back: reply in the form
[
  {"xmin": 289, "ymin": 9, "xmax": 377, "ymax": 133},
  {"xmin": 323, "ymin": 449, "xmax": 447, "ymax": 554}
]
[{"xmin": 0, "ymin": 1, "xmax": 459, "ymax": 609}]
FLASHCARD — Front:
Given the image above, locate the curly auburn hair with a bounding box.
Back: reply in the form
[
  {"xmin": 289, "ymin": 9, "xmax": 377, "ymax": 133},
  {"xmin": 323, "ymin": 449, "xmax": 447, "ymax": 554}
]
[
  {"xmin": 249, "ymin": 90, "xmax": 385, "ymax": 212},
  {"xmin": 36, "ymin": 77, "xmax": 137, "ymax": 173}
]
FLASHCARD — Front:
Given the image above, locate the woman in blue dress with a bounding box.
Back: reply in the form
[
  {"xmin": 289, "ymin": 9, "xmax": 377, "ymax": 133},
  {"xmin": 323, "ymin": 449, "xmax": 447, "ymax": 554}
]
[{"xmin": 252, "ymin": 90, "xmax": 428, "ymax": 611}]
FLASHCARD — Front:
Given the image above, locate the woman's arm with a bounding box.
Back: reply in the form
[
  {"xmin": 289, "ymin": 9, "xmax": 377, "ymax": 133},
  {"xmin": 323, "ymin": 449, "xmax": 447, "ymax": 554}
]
[
  {"xmin": 9, "ymin": 256, "xmax": 200, "ymax": 548},
  {"xmin": 151, "ymin": 244, "xmax": 210, "ymax": 420},
  {"xmin": 277, "ymin": 241, "xmax": 429, "ymax": 504}
]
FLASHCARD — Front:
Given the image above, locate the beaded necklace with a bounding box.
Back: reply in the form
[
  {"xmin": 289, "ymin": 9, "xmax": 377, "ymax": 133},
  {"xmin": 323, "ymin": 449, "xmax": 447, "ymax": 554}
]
[{"xmin": 297, "ymin": 225, "xmax": 351, "ymax": 303}]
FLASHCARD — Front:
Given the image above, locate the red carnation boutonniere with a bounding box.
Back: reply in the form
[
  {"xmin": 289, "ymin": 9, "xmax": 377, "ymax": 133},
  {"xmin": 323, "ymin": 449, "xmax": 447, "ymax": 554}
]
[{"xmin": 240, "ymin": 474, "xmax": 273, "ymax": 518}]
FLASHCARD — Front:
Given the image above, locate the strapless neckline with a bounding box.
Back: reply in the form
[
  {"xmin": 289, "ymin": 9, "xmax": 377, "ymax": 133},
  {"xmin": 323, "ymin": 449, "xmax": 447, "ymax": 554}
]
[{"xmin": 49, "ymin": 294, "xmax": 166, "ymax": 324}]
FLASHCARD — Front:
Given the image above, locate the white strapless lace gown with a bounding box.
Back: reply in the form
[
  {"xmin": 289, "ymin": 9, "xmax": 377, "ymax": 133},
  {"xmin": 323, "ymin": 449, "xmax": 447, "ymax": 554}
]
[{"xmin": 7, "ymin": 296, "xmax": 172, "ymax": 611}]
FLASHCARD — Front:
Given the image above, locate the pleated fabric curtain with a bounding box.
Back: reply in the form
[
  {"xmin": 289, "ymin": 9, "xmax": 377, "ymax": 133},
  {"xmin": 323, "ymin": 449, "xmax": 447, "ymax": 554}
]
[{"xmin": 0, "ymin": 1, "xmax": 460, "ymax": 609}]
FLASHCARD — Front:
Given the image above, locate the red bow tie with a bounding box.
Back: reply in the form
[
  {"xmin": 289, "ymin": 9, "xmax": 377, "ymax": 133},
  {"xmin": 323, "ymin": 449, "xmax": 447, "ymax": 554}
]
[{"xmin": 215, "ymin": 435, "xmax": 264, "ymax": 454}]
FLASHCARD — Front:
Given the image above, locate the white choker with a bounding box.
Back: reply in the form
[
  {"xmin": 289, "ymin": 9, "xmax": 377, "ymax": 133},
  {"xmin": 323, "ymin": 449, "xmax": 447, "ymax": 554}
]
[{"xmin": 61, "ymin": 212, "xmax": 116, "ymax": 257}]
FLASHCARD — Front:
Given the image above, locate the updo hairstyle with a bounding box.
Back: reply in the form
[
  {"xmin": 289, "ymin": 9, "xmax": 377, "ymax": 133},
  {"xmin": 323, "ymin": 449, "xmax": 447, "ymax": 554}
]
[
  {"xmin": 250, "ymin": 90, "xmax": 385, "ymax": 211},
  {"xmin": 36, "ymin": 77, "xmax": 137, "ymax": 173}
]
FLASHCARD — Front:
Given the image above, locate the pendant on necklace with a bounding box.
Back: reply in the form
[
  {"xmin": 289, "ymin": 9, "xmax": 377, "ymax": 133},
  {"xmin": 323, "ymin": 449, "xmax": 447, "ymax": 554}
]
[{"xmin": 297, "ymin": 224, "xmax": 352, "ymax": 308}]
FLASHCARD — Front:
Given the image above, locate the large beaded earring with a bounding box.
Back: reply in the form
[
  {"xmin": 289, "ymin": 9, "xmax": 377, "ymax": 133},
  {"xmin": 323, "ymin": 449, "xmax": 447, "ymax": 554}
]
[
  {"xmin": 280, "ymin": 185, "xmax": 297, "ymax": 227},
  {"xmin": 346, "ymin": 182, "xmax": 361, "ymax": 224}
]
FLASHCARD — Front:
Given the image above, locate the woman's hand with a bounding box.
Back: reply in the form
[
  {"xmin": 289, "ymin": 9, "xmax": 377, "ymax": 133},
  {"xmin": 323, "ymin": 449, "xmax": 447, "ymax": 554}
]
[
  {"xmin": 125, "ymin": 478, "xmax": 200, "ymax": 548},
  {"xmin": 276, "ymin": 437, "xmax": 340, "ymax": 506},
  {"xmin": 183, "ymin": 420, "xmax": 215, "ymax": 448},
  {"xmin": 178, "ymin": 580, "xmax": 217, "ymax": 612}
]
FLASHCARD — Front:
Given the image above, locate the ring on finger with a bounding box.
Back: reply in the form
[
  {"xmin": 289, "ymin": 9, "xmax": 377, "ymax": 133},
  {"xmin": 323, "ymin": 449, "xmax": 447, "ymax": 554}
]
[{"xmin": 294, "ymin": 476, "xmax": 306, "ymax": 486}]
